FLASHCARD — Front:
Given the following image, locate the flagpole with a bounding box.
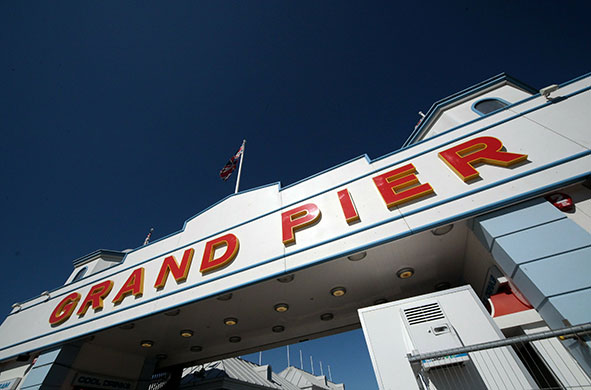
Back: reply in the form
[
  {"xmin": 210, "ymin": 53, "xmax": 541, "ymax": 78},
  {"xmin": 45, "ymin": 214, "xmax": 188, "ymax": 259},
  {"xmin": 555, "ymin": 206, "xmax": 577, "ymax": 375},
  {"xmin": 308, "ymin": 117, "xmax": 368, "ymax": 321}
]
[
  {"xmin": 234, "ymin": 139, "xmax": 246, "ymax": 194},
  {"xmin": 143, "ymin": 227, "xmax": 154, "ymax": 246}
]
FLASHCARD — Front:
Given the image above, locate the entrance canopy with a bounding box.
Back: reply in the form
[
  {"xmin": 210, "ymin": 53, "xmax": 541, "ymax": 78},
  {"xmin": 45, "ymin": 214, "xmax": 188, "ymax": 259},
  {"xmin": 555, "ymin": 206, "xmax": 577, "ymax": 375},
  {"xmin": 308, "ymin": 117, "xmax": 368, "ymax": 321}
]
[{"xmin": 1, "ymin": 74, "xmax": 589, "ymax": 372}]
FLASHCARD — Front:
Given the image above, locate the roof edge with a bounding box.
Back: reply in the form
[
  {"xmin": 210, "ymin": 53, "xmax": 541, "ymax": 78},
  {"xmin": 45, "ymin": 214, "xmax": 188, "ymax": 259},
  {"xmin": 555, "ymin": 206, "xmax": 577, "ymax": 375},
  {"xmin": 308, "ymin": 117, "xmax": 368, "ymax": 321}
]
[
  {"xmin": 402, "ymin": 73, "xmax": 537, "ymax": 147},
  {"xmin": 72, "ymin": 249, "xmax": 126, "ymax": 267}
]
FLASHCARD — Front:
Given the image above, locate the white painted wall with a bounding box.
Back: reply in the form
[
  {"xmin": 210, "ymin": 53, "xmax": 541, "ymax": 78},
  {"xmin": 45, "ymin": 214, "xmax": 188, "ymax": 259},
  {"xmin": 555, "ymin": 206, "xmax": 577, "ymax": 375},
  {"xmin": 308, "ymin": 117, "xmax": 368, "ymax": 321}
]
[
  {"xmin": 1, "ymin": 75, "xmax": 589, "ymax": 363},
  {"xmin": 422, "ymin": 84, "xmax": 532, "ymax": 140},
  {"xmin": 359, "ymin": 286, "xmax": 537, "ymax": 390}
]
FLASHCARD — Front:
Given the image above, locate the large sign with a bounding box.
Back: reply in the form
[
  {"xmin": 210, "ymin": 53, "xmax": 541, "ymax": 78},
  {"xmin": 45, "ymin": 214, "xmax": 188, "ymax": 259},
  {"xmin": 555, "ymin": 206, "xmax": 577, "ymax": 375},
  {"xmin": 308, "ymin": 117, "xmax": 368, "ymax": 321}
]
[
  {"xmin": 0, "ymin": 92, "xmax": 589, "ymax": 360},
  {"xmin": 48, "ymin": 136, "xmax": 526, "ymax": 327}
]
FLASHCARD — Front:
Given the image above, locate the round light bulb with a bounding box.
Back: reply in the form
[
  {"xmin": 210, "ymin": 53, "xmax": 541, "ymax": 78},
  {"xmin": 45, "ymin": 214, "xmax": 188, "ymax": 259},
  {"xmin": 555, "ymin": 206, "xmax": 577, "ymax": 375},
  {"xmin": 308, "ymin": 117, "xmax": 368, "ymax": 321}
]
[
  {"xmin": 330, "ymin": 287, "xmax": 347, "ymax": 297},
  {"xmin": 397, "ymin": 268, "xmax": 415, "ymax": 279},
  {"xmin": 224, "ymin": 317, "xmax": 238, "ymax": 326}
]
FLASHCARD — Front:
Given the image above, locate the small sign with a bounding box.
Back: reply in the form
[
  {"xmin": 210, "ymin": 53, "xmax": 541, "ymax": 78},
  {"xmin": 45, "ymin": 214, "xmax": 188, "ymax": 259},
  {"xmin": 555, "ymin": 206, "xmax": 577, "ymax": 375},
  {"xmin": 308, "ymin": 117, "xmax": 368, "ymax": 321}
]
[
  {"xmin": 73, "ymin": 373, "xmax": 134, "ymax": 390},
  {"xmin": 421, "ymin": 353, "xmax": 470, "ymax": 370},
  {"xmin": 0, "ymin": 378, "xmax": 21, "ymax": 390}
]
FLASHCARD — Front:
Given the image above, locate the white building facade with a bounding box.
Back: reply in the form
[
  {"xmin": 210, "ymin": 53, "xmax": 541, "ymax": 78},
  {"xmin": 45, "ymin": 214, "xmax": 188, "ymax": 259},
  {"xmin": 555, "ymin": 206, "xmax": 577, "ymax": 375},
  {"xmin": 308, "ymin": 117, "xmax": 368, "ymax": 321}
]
[{"xmin": 0, "ymin": 72, "xmax": 590, "ymax": 390}]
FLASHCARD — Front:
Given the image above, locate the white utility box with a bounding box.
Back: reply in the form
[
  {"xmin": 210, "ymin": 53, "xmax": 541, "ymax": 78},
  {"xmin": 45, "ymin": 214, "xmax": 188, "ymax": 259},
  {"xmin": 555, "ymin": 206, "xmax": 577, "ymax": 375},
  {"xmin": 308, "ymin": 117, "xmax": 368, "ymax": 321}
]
[
  {"xmin": 359, "ymin": 285, "xmax": 537, "ymax": 390},
  {"xmin": 401, "ymin": 301, "xmax": 470, "ymax": 370}
]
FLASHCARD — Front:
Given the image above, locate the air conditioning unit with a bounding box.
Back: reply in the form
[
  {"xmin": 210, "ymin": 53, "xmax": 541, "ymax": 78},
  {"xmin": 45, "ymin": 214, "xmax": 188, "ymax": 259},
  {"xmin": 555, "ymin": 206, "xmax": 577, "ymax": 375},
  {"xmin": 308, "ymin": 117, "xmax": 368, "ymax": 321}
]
[{"xmin": 401, "ymin": 300, "xmax": 470, "ymax": 370}]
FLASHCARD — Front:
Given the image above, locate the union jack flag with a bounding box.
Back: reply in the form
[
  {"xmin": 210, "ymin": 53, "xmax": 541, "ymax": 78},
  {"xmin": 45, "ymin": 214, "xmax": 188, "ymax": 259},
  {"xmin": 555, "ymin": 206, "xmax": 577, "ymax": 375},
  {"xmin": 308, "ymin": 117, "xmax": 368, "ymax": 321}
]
[{"xmin": 219, "ymin": 143, "xmax": 244, "ymax": 181}]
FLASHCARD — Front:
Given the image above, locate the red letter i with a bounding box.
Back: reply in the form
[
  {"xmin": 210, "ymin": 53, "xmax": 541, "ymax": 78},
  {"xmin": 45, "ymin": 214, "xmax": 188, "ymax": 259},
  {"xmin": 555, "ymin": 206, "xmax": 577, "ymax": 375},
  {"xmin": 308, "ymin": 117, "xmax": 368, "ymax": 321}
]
[{"xmin": 338, "ymin": 189, "xmax": 360, "ymax": 224}]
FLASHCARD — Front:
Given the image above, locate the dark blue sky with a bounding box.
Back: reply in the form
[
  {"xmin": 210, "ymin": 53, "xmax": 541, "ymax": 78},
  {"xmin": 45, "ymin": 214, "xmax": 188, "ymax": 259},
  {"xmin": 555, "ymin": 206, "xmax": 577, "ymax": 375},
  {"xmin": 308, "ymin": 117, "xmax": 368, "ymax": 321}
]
[{"xmin": 1, "ymin": 2, "xmax": 589, "ymax": 389}]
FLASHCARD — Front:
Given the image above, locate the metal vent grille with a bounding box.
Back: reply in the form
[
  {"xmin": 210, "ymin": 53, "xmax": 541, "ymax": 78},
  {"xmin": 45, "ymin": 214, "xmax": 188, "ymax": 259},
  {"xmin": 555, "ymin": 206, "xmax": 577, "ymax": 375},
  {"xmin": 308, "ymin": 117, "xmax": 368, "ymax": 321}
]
[{"xmin": 403, "ymin": 302, "xmax": 445, "ymax": 325}]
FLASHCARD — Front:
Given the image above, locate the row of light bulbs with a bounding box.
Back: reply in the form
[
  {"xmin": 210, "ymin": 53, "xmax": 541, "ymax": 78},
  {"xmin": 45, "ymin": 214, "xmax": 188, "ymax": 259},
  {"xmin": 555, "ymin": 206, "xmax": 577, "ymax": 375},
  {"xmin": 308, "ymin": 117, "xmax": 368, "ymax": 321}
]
[
  {"xmin": 137, "ymin": 248, "xmax": 425, "ymax": 350},
  {"xmin": 138, "ymin": 285, "xmax": 353, "ymax": 349}
]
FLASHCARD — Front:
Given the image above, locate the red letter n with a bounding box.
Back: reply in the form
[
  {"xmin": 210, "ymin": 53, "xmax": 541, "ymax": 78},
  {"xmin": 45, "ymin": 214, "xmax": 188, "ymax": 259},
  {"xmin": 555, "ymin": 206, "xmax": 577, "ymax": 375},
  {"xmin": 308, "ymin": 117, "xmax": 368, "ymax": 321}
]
[{"xmin": 154, "ymin": 248, "xmax": 195, "ymax": 290}]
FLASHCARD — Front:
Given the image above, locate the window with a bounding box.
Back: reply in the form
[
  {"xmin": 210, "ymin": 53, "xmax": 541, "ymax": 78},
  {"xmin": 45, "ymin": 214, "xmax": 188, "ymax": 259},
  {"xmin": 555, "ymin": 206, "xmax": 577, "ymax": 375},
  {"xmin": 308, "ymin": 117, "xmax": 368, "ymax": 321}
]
[
  {"xmin": 72, "ymin": 266, "xmax": 88, "ymax": 283},
  {"xmin": 472, "ymin": 98, "xmax": 509, "ymax": 116}
]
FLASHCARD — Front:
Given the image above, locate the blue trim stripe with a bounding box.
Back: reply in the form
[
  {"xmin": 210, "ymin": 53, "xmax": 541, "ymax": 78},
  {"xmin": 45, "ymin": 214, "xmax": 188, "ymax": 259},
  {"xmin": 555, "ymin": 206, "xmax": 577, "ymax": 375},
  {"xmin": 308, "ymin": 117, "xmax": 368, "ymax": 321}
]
[
  {"xmin": 11, "ymin": 82, "xmax": 591, "ymax": 314},
  {"xmin": 281, "ymin": 154, "xmax": 372, "ymax": 191},
  {"xmin": 2, "ymin": 149, "xmax": 589, "ymax": 357},
  {"xmin": 558, "ymin": 71, "xmax": 591, "ymax": 88}
]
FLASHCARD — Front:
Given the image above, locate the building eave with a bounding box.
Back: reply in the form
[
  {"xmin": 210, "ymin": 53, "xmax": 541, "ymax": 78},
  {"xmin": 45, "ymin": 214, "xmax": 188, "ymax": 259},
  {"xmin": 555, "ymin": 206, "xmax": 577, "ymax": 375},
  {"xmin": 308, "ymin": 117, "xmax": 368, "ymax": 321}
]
[{"xmin": 402, "ymin": 73, "xmax": 538, "ymax": 147}]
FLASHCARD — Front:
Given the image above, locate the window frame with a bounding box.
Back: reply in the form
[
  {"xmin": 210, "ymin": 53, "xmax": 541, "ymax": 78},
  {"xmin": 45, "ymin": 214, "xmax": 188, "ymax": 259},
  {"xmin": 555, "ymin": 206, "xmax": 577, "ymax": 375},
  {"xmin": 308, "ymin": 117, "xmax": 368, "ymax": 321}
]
[
  {"xmin": 471, "ymin": 97, "xmax": 511, "ymax": 116},
  {"xmin": 71, "ymin": 266, "xmax": 88, "ymax": 283}
]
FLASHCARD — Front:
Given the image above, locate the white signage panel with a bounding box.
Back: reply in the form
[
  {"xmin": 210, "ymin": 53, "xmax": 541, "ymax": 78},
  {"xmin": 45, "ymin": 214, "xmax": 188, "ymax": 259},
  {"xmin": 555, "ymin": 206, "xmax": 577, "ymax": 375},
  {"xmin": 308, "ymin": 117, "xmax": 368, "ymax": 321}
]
[{"xmin": 0, "ymin": 87, "xmax": 589, "ymax": 360}]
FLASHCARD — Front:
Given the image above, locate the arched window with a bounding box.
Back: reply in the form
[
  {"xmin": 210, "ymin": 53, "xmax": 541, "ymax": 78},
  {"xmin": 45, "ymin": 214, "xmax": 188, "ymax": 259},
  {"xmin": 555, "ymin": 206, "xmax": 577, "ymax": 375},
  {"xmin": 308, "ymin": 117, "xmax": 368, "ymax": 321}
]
[
  {"xmin": 72, "ymin": 267, "xmax": 88, "ymax": 283},
  {"xmin": 471, "ymin": 98, "xmax": 509, "ymax": 116}
]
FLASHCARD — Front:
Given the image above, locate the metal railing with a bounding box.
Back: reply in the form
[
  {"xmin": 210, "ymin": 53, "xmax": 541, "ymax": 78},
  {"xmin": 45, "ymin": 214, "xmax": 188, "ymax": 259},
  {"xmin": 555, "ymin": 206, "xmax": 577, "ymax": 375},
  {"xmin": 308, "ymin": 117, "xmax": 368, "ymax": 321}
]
[{"xmin": 408, "ymin": 323, "xmax": 591, "ymax": 390}]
